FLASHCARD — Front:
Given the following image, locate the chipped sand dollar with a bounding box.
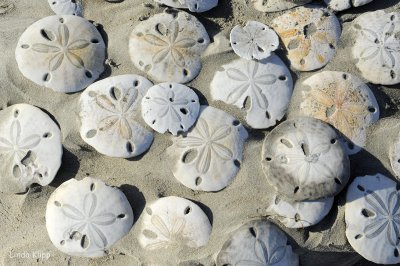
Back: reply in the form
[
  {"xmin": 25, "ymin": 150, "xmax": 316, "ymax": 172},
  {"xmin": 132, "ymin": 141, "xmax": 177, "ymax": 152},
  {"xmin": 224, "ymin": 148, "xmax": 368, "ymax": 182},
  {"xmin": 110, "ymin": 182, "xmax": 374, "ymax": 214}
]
[
  {"xmin": 211, "ymin": 55, "xmax": 293, "ymax": 129},
  {"xmin": 141, "ymin": 83, "xmax": 200, "ymax": 135},
  {"xmin": 16, "ymin": 15, "xmax": 105, "ymax": 93},
  {"xmin": 48, "ymin": 0, "xmax": 83, "ymax": 16},
  {"xmin": 324, "ymin": 0, "xmax": 374, "ymax": 11},
  {"xmin": 0, "ymin": 104, "xmax": 62, "ymax": 194},
  {"xmin": 251, "ymin": 0, "xmax": 311, "ymax": 12},
  {"xmin": 351, "ymin": 11, "xmax": 400, "ymax": 85},
  {"xmin": 271, "ymin": 6, "xmax": 341, "ymax": 71},
  {"xmin": 139, "ymin": 196, "xmax": 211, "ymax": 250},
  {"xmin": 129, "ymin": 11, "xmax": 210, "ymax": 83},
  {"xmin": 295, "ymin": 71, "xmax": 379, "ymax": 155},
  {"xmin": 46, "ymin": 177, "xmax": 134, "ymax": 257},
  {"xmin": 168, "ymin": 106, "xmax": 248, "ymax": 191},
  {"xmin": 80, "ymin": 75, "xmax": 154, "ymax": 158},
  {"xmin": 154, "ymin": 0, "xmax": 218, "ymax": 12},
  {"xmin": 216, "ymin": 220, "xmax": 299, "ymax": 266},
  {"xmin": 345, "ymin": 174, "xmax": 400, "ymax": 264},
  {"xmin": 230, "ymin": 21, "xmax": 279, "ymax": 60},
  {"xmin": 262, "ymin": 117, "xmax": 350, "ymax": 201}
]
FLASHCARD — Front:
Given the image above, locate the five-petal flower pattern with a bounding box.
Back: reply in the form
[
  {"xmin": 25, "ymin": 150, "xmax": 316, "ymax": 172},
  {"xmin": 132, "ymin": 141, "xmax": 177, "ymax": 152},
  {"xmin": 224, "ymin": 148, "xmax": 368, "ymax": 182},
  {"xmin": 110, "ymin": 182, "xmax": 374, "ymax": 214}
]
[{"xmin": 237, "ymin": 237, "xmax": 286, "ymax": 266}]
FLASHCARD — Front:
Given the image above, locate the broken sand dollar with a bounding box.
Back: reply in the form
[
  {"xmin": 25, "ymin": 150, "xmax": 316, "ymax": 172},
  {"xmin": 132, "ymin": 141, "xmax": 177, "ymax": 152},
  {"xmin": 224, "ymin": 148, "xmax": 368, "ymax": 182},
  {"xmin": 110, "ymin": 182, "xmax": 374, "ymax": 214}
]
[
  {"xmin": 345, "ymin": 174, "xmax": 400, "ymax": 264},
  {"xmin": 139, "ymin": 196, "xmax": 211, "ymax": 250},
  {"xmin": 154, "ymin": 0, "xmax": 218, "ymax": 12},
  {"xmin": 79, "ymin": 75, "xmax": 154, "ymax": 158},
  {"xmin": 0, "ymin": 104, "xmax": 62, "ymax": 194},
  {"xmin": 251, "ymin": 0, "xmax": 311, "ymax": 12},
  {"xmin": 261, "ymin": 117, "xmax": 350, "ymax": 201},
  {"xmin": 216, "ymin": 220, "xmax": 299, "ymax": 266},
  {"xmin": 296, "ymin": 71, "xmax": 379, "ymax": 155},
  {"xmin": 351, "ymin": 11, "xmax": 400, "ymax": 85},
  {"xmin": 167, "ymin": 106, "xmax": 248, "ymax": 191},
  {"xmin": 230, "ymin": 21, "xmax": 279, "ymax": 60},
  {"xmin": 211, "ymin": 55, "xmax": 293, "ymax": 129},
  {"xmin": 46, "ymin": 177, "xmax": 134, "ymax": 258},
  {"xmin": 324, "ymin": 0, "xmax": 374, "ymax": 11},
  {"xmin": 129, "ymin": 11, "xmax": 210, "ymax": 83},
  {"xmin": 141, "ymin": 83, "xmax": 200, "ymax": 135},
  {"xmin": 48, "ymin": 0, "xmax": 83, "ymax": 16},
  {"xmin": 15, "ymin": 15, "xmax": 105, "ymax": 93},
  {"xmin": 271, "ymin": 6, "xmax": 341, "ymax": 71}
]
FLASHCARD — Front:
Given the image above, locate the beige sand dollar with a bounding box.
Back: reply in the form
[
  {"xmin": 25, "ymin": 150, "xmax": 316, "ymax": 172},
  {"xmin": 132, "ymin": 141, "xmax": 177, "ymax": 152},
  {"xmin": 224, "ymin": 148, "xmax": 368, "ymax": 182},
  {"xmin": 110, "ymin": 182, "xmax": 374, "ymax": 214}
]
[
  {"xmin": 251, "ymin": 0, "xmax": 311, "ymax": 12},
  {"xmin": 154, "ymin": 0, "xmax": 218, "ymax": 12},
  {"xmin": 47, "ymin": 0, "xmax": 83, "ymax": 16},
  {"xmin": 324, "ymin": 0, "xmax": 374, "ymax": 11}
]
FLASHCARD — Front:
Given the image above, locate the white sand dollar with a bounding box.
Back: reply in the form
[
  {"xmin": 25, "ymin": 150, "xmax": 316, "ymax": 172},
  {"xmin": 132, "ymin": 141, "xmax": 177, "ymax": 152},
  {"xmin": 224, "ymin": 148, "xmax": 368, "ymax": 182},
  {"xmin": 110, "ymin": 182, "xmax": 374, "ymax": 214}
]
[
  {"xmin": 230, "ymin": 21, "xmax": 279, "ymax": 60},
  {"xmin": 155, "ymin": 0, "xmax": 218, "ymax": 12},
  {"xmin": 141, "ymin": 83, "xmax": 200, "ymax": 135},
  {"xmin": 251, "ymin": 0, "xmax": 311, "ymax": 12},
  {"xmin": 216, "ymin": 220, "xmax": 299, "ymax": 266},
  {"xmin": 211, "ymin": 55, "xmax": 293, "ymax": 129},
  {"xmin": 79, "ymin": 75, "xmax": 154, "ymax": 158},
  {"xmin": 129, "ymin": 11, "xmax": 210, "ymax": 83},
  {"xmin": 48, "ymin": 0, "xmax": 83, "ymax": 16},
  {"xmin": 168, "ymin": 106, "xmax": 248, "ymax": 191},
  {"xmin": 138, "ymin": 196, "xmax": 211, "ymax": 250},
  {"xmin": 46, "ymin": 177, "xmax": 134, "ymax": 258},
  {"xmin": 351, "ymin": 11, "xmax": 400, "ymax": 85},
  {"xmin": 345, "ymin": 174, "xmax": 400, "ymax": 264},
  {"xmin": 324, "ymin": 0, "xmax": 374, "ymax": 11},
  {"xmin": 262, "ymin": 117, "xmax": 350, "ymax": 201},
  {"xmin": 0, "ymin": 104, "xmax": 62, "ymax": 194},
  {"xmin": 271, "ymin": 6, "xmax": 341, "ymax": 71},
  {"xmin": 390, "ymin": 133, "xmax": 400, "ymax": 179}
]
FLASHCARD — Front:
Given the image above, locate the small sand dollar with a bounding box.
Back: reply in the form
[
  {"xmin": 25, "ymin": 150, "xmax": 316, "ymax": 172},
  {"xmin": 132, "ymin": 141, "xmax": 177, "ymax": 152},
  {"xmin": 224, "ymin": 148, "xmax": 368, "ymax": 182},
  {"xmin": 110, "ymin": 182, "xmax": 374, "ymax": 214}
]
[
  {"xmin": 230, "ymin": 21, "xmax": 279, "ymax": 60},
  {"xmin": 324, "ymin": 0, "xmax": 374, "ymax": 11},
  {"xmin": 345, "ymin": 174, "xmax": 400, "ymax": 264},
  {"xmin": 251, "ymin": 0, "xmax": 311, "ymax": 12},
  {"xmin": 46, "ymin": 177, "xmax": 134, "ymax": 258},
  {"xmin": 139, "ymin": 196, "xmax": 211, "ymax": 250},
  {"xmin": 141, "ymin": 83, "xmax": 200, "ymax": 135},
  {"xmin": 216, "ymin": 220, "xmax": 299, "ymax": 266},
  {"xmin": 0, "ymin": 104, "xmax": 62, "ymax": 194},
  {"xmin": 211, "ymin": 55, "xmax": 293, "ymax": 129},
  {"xmin": 129, "ymin": 11, "xmax": 210, "ymax": 83},
  {"xmin": 271, "ymin": 6, "xmax": 341, "ymax": 71},
  {"xmin": 168, "ymin": 106, "xmax": 248, "ymax": 191},
  {"xmin": 79, "ymin": 75, "xmax": 154, "ymax": 158},
  {"xmin": 48, "ymin": 0, "xmax": 83, "ymax": 16},
  {"xmin": 15, "ymin": 15, "xmax": 105, "ymax": 93},
  {"xmin": 262, "ymin": 117, "xmax": 350, "ymax": 201},
  {"xmin": 155, "ymin": 0, "xmax": 218, "ymax": 12},
  {"xmin": 351, "ymin": 11, "xmax": 400, "ymax": 85}
]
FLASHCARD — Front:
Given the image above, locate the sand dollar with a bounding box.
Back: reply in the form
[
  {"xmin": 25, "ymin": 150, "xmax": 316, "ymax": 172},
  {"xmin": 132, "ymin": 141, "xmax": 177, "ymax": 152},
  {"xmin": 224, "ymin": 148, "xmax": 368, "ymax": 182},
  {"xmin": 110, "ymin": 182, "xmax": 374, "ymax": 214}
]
[
  {"xmin": 168, "ymin": 106, "xmax": 248, "ymax": 192},
  {"xmin": 271, "ymin": 6, "xmax": 341, "ymax": 71},
  {"xmin": 79, "ymin": 75, "xmax": 154, "ymax": 158},
  {"xmin": 0, "ymin": 104, "xmax": 62, "ymax": 194},
  {"xmin": 154, "ymin": 0, "xmax": 218, "ymax": 12},
  {"xmin": 324, "ymin": 0, "xmax": 374, "ymax": 11},
  {"xmin": 48, "ymin": 0, "xmax": 83, "ymax": 16},
  {"xmin": 138, "ymin": 196, "xmax": 211, "ymax": 250},
  {"xmin": 129, "ymin": 11, "xmax": 210, "ymax": 83},
  {"xmin": 211, "ymin": 55, "xmax": 293, "ymax": 129},
  {"xmin": 141, "ymin": 83, "xmax": 200, "ymax": 135},
  {"xmin": 251, "ymin": 0, "xmax": 311, "ymax": 12},
  {"xmin": 46, "ymin": 177, "xmax": 134, "ymax": 258},
  {"xmin": 390, "ymin": 133, "xmax": 400, "ymax": 179},
  {"xmin": 345, "ymin": 174, "xmax": 400, "ymax": 264},
  {"xmin": 15, "ymin": 15, "xmax": 105, "ymax": 93}
]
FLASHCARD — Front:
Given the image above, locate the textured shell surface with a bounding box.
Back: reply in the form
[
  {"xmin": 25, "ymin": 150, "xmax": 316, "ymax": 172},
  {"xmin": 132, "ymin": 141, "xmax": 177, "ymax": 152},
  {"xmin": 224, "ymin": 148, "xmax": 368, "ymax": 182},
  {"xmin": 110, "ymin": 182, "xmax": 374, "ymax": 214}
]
[
  {"xmin": 46, "ymin": 177, "xmax": 134, "ymax": 258},
  {"xmin": 167, "ymin": 106, "xmax": 248, "ymax": 191},
  {"xmin": 390, "ymin": 133, "xmax": 400, "ymax": 180},
  {"xmin": 138, "ymin": 196, "xmax": 211, "ymax": 250},
  {"xmin": 154, "ymin": 0, "xmax": 218, "ymax": 12},
  {"xmin": 211, "ymin": 55, "xmax": 293, "ymax": 129},
  {"xmin": 0, "ymin": 104, "xmax": 62, "ymax": 194},
  {"xmin": 252, "ymin": 0, "xmax": 312, "ymax": 12},
  {"xmin": 15, "ymin": 15, "xmax": 105, "ymax": 93},
  {"xmin": 324, "ymin": 0, "xmax": 374, "ymax": 11},
  {"xmin": 129, "ymin": 11, "xmax": 210, "ymax": 83},
  {"xmin": 271, "ymin": 6, "xmax": 341, "ymax": 71},
  {"xmin": 48, "ymin": 0, "xmax": 83, "ymax": 16},
  {"xmin": 345, "ymin": 174, "xmax": 400, "ymax": 264},
  {"xmin": 216, "ymin": 220, "xmax": 299, "ymax": 266},
  {"xmin": 261, "ymin": 117, "xmax": 350, "ymax": 201},
  {"xmin": 141, "ymin": 83, "xmax": 200, "ymax": 135},
  {"xmin": 79, "ymin": 75, "xmax": 154, "ymax": 158}
]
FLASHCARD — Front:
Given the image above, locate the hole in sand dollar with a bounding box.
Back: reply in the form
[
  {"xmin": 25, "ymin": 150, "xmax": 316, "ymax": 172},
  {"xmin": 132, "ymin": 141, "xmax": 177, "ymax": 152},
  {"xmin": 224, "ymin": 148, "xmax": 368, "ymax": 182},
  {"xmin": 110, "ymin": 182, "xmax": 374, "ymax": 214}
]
[
  {"xmin": 355, "ymin": 234, "xmax": 362, "ymax": 240},
  {"xmin": 234, "ymin": 159, "xmax": 241, "ymax": 168},
  {"xmin": 334, "ymin": 178, "xmax": 342, "ymax": 185},
  {"xmin": 280, "ymin": 138, "xmax": 293, "ymax": 148},
  {"xmin": 182, "ymin": 149, "xmax": 197, "ymax": 164},
  {"xmin": 40, "ymin": 29, "xmax": 54, "ymax": 41},
  {"xmin": 300, "ymin": 58, "xmax": 305, "ymax": 65},
  {"xmin": 330, "ymin": 139, "xmax": 337, "ymax": 144},
  {"xmin": 133, "ymin": 80, "xmax": 139, "ymax": 87},
  {"xmin": 117, "ymin": 214, "xmax": 126, "ymax": 219},
  {"xmin": 59, "ymin": 18, "xmax": 64, "ymax": 23},
  {"xmin": 195, "ymin": 176, "xmax": 202, "ymax": 186},
  {"xmin": 86, "ymin": 129, "xmax": 97, "ymax": 138},
  {"xmin": 13, "ymin": 165, "xmax": 21, "ymax": 178},
  {"xmin": 249, "ymin": 227, "xmax": 257, "ymax": 237},
  {"xmin": 184, "ymin": 206, "xmax": 191, "ymax": 215},
  {"xmin": 91, "ymin": 39, "xmax": 99, "ymax": 44},
  {"xmin": 60, "ymin": 240, "xmax": 65, "ymax": 245},
  {"xmin": 43, "ymin": 73, "xmax": 51, "ymax": 82},
  {"xmin": 43, "ymin": 132, "xmax": 52, "ymax": 138},
  {"xmin": 357, "ymin": 184, "xmax": 365, "ymax": 191},
  {"xmin": 183, "ymin": 69, "xmax": 189, "ymax": 76},
  {"xmin": 54, "ymin": 201, "xmax": 61, "ymax": 207},
  {"xmin": 294, "ymin": 213, "xmax": 300, "ymax": 222},
  {"xmin": 274, "ymin": 195, "xmax": 281, "ymax": 205},
  {"xmin": 347, "ymin": 141, "xmax": 355, "ymax": 150},
  {"xmin": 80, "ymin": 235, "xmax": 89, "ymax": 249},
  {"xmin": 143, "ymin": 229, "xmax": 158, "ymax": 239},
  {"xmin": 21, "ymin": 44, "xmax": 29, "ymax": 49},
  {"xmin": 265, "ymin": 111, "xmax": 271, "ymax": 119},
  {"xmin": 361, "ymin": 208, "xmax": 375, "ymax": 218},
  {"xmin": 266, "ymin": 157, "xmax": 272, "ymax": 161},
  {"xmin": 294, "ymin": 186, "xmax": 299, "ymax": 194},
  {"xmin": 126, "ymin": 142, "xmax": 134, "ymax": 153},
  {"xmin": 391, "ymin": 70, "xmax": 396, "ymax": 79},
  {"xmin": 180, "ymin": 108, "xmax": 188, "ymax": 115},
  {"xmin": 368, "ymin": 107, "xmax": 376, "ymax": 113},
  {"xmin": 90, "ymin": 183, "xmax": 95, "ymax": 191},
  {"xmin": 14, "ymin": 109, "xmax": 19, "ymax": 117},
  {"xmin": 278, "ymin": 75, "xmax": 287, "ymax": 81},
  {"xmin": 395, "ymin": 249, "xmax": 399, "ymax": 257},
  {"xmin": 232, "ymin": 120, "xmax": 240, "ymax": 126},
  {"xmin": 85, "ymin": 71, "xmax": 93, "ymax": 79}
]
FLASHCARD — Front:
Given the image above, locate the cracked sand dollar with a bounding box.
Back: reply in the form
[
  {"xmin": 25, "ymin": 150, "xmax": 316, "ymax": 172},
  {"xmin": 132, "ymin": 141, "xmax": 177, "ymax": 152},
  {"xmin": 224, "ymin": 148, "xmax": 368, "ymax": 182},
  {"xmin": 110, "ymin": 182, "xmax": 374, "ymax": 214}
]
[
  {"xmin": 154, "ymin": 0, "xmax": 218, "ymax": 12},
  {"xmin": 271, "ymin": 6, "xmax": 341, "ymax": 71},
  {"xmin": 345, "ymin": 174, "xmax": 400, "ymax": 264},
  {"xmin": 262, "ymin": 117, "xmax": 350, "ymax": 201},
  {"xmin": 251, "ymin": 0, "xmax": 311, "ymax": 12},
  {"xmin": 324, "ymin": 0, "xmax": 374, "ymax": 11},
  {"xmin": 139, "ymin": 196, "xmax": 211, "ymax": 250},
  {"xmin": 141, "ymin": 83, "xmax": 200, "ymax": 135},
  {"xmin": 48, "ymin": 0, "xmax": 83, "ymax": 16},
  {"xmin": 230, "ymin": 21, "xmax": 279, "ymax": 60},
  {"xmin": 46, "ymin": 177, "xmax": 134, "ymax": 258},
  {"xmin": 0, "ymin": 104, "xmax": 62, "ymax": 194},
  {"xmin": 351, "ymin": 11, "xmax": 400, "ymax": 85},
  {"xmin": 79, "ymin": 75, "xmax": 154, "ymax": 158},
  {"xmin": 167, "ymin": 106, "xmax": 248, "ymax": 191},
  {"xmin": 211, "ymin": 55, "xmax": 293, "ymax": 129},
  {"xmin": 216, "ymin": 220, "xmax": 299, "ymax": 266},
  {"xmin": 129, "ymin": 11, "xmax": 210, "ymax": 83},
  {"xmin": 15, "ymin": 15, "xmax": 105, "ymax": 93}
]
